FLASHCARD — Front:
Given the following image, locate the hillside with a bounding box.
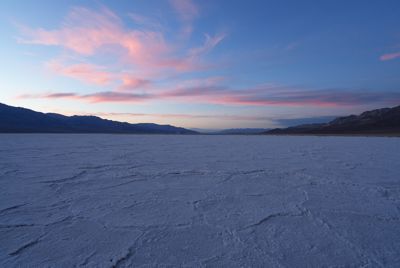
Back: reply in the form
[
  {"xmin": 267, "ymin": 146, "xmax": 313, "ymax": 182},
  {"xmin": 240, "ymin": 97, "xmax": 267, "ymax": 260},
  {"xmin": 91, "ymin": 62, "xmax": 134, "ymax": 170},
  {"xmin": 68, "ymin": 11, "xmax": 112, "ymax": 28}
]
[
  {"xmin": 266, "ymin": 105, "xmax": 400, "ymax": 135},
  {"xmin": 0, "ymin": 103, "xmax": 197, "ymax": 134}
]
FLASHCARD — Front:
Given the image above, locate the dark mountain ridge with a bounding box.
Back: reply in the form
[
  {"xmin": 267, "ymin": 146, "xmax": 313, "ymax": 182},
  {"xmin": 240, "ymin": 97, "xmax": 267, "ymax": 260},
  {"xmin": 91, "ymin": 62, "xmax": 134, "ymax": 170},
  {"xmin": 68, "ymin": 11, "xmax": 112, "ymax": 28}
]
[
  {"xmin": 0, "ymin": 103, "xmax": 197, "ymax": 134},
  {"xmin": 265, "ymin": 105, "xmax": 400, "ymax": 135}
]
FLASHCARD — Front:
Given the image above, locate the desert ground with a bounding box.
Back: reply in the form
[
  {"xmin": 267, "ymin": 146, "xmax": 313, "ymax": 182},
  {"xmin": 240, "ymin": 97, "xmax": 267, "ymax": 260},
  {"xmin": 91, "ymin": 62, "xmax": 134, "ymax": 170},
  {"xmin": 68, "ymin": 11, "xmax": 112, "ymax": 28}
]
[{"xmin": 1, "ymin": 134, "xmax": 399, "ymax": 267}]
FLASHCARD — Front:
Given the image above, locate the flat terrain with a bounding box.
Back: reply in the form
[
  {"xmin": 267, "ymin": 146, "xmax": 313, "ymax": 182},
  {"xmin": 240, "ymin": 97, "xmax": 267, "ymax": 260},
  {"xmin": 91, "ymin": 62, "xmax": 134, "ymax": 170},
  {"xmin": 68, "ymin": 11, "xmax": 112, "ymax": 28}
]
[{"xmin": 1, "ymin": 134, "xmax": 400, "ymax": 267}]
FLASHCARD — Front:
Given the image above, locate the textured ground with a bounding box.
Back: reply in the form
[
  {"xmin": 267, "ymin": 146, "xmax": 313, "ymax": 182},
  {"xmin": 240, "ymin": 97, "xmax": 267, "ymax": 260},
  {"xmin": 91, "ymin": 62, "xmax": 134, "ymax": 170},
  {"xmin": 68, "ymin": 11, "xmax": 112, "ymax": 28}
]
[{"xmin": 0, "ymin": 134, "xmax": 400, "ymax": 267}]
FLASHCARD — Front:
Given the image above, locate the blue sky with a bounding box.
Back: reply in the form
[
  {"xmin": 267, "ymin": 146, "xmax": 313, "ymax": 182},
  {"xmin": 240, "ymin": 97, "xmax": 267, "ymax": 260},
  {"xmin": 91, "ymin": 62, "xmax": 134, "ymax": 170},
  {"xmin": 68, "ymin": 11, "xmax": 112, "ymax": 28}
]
[{"xmin": 1, "ymin": 0, "xmax": 400, "ymax": 129}]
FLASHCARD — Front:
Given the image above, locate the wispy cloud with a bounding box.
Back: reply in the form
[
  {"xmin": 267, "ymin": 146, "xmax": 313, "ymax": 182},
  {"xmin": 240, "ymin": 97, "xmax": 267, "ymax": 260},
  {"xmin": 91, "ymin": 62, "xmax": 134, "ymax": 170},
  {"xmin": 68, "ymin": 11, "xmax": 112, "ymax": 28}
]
[
  {"xmin": 20, "ymin": 91, "xmax": 151, "ymax": 103},
  {"xmin": 158, "ymin": 85, "xmax": 400, "ymax": 107},
  {"xmin": 189, "ymin": 33, "xmax": 227, "ymax": 59},
  {"xmin": 19, "ymin": 85, "xmax": 400, "ymax": 107},
  {"xmin": 16, "ymin": 4, "xmax": 399, "ymax": 111},
  {"xmin": 205, "ymin": 88, "xmax": 400, "ymax": 107},
  {"xmin": 45, "ymin": 93, "xmax": 77, "ymax": 98},
  {"xmin": 18, "ymin": 6, "xmax": 124, "ymax": 55},
  {"xmin": 47, "ymin": 61, "xmax": 114, "ymax": 86},
  {"xmin": 117, "ymin": 77, "xmax": 151, "ymax": 92},
  {"xmin": 380, "ymin": 51, "xmax": 400, "ymax": 61},
  {"xmin": 17, "ymin": 5, "xmax": 226, "ymax": 92},
  {"xmin": 18, "ymin": 6, "xmax": 174, "ymax": 68},
  {"xmin": 94, "ymin": 112, "xmax": 273, "ymax": 121}
]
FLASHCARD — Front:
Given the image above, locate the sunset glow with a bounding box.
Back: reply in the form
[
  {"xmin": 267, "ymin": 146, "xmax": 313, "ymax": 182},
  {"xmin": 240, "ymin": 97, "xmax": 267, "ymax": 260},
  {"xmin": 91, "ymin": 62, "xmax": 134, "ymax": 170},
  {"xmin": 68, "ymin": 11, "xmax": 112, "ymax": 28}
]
[{"xmin": 1, "ymin": 0, "xmax": 400, "ymax": 129}]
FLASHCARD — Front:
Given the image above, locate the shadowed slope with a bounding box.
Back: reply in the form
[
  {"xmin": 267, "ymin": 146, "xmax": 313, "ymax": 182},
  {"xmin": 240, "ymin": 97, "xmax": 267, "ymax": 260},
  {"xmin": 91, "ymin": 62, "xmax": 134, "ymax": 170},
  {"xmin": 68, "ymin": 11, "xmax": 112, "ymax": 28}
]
[
  {"xmin": 0, "ymin": 103, "xmax": 197, "ymax": 134},
  {"xmin": 266, "ymin": 105, "xmax": 400, "ymax": 135}
]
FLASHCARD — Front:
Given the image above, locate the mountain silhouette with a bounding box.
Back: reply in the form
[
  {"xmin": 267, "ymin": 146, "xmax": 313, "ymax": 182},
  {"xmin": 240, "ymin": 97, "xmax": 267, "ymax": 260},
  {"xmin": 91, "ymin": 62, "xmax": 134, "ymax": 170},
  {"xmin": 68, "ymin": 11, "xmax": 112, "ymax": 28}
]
[
  {"xmin": 265, "ymin": 105, "xmax": 400, "ymax": 135},
  {"xmin": 0, "ymin": 103, "xmax": 197, "ymax": 134}
]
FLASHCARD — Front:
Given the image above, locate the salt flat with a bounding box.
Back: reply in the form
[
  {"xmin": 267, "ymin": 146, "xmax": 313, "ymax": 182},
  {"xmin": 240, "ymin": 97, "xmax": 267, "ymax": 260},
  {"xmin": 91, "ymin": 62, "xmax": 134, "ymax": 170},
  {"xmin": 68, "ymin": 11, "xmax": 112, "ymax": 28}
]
[{"xmin": 0, "ymin": 134, "xmax": 399, "ymax": 267}]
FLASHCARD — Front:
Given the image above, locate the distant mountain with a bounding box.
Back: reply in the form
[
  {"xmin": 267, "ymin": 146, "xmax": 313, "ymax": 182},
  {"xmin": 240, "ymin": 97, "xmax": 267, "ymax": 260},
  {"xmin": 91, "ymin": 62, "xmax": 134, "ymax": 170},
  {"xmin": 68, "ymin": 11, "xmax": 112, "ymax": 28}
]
[
  {"xmin": 274, "ymin": 116, "xmax": 337, "ymax": 127},
  {"xmin": 0, "ymin": 103, "xmax": 197, "ymax": 134},
  {"xmin": 214, "ymin": 128, "xmax": 270, "ymax": 135},
  {"xmin": 265, "ymin": 105, "xmax": 400, "ymax": 135}
]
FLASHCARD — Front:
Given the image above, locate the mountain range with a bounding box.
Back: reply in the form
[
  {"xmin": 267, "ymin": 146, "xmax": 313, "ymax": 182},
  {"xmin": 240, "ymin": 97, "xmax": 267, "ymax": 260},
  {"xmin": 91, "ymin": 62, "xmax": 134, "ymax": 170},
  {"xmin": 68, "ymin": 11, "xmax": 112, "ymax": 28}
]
[
  {"xmin": 265, "ymin": 105, "xmax": 400, "ymax": 135},
  {"xmin": 0, "ymin": 103, "xmax": 197, "ymax": 134},
  {"xmin": 1, "ymin": 102, "xmax": 400, "ymax": 135}
]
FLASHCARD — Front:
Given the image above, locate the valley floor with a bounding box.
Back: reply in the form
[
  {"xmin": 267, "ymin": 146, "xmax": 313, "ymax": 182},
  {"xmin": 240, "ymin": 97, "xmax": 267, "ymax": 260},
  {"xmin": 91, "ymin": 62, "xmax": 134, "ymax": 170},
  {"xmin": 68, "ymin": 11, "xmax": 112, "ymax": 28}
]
[{"xmin": 0, "ymin": 134, "xmax": 399, "ymax": 267}]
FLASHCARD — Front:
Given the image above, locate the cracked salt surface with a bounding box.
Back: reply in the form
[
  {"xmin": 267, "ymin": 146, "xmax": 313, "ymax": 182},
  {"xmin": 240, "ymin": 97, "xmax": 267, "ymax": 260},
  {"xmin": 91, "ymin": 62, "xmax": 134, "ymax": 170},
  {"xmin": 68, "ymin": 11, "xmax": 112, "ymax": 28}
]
[{"xmin": 0, "ymin": 134, "xmax": 400, "ymax": 267}]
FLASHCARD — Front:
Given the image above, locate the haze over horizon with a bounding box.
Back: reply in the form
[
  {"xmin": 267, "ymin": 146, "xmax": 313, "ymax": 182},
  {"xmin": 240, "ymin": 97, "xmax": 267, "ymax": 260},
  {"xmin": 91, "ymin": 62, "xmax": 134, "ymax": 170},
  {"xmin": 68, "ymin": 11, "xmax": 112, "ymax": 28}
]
[{"xmin": 1, "ymin": 0, "xmax": 400, "ymax": 129}]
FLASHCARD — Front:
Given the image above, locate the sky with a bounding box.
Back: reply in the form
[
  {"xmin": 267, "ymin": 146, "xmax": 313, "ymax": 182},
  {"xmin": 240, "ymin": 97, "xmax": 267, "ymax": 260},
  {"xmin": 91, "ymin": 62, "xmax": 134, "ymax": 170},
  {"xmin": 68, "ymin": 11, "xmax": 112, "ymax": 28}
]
[{"xmin": 1, "ymin": 0, "xmax": 400, "ymax": 129}]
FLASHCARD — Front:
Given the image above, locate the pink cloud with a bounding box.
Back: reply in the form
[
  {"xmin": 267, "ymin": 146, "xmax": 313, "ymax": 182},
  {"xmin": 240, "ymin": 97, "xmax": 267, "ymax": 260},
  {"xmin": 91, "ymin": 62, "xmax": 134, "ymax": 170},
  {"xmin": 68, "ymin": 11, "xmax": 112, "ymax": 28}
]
[
  {"xmin": 46, "ymin": 93, "xmax": 78, "ymax": 98},
  {"xmin": 21, "ymin": 86, "xmax": 400, "ymax": 108},
  {"xmin": 206, "ymin": 89, "xmax": 400, "ymax": 107},
  {"xmin": 117, "ymin": 77, "xmax": 151, "ymax": 91},
  {"xmin": 18, "ymin": 5, "xmax": 226, "ymax": 87},
  {"xmin": 48, "ymin": 62, "xmax": 114, "ymax": 86},
  {"xmin": 94, "ymin": 112, "xmax": 272, "ymax": 121},
  {"xmin": 160, "ymin": 85, "xmax": 400, "ymax": 107},
  {"xmin": 19, "ymin": 91, "xmax": 150, "ymax": 103},
  {"xmin": 19, "ymin": 92, "xmax": 78, "ymax": 99},
  {"xmin": 19, "ymin": 7, "xmax": 183, "ymax": 70},
  {"xmin": 17, "ymin": 4, "xmax": 230, "ymax": 102},
  {"xmin": 380, "ymin": 51, "xmax": 400, "ymax": 61},
  {"xmin": 47, "ymin": 60, "xmax": 153, "ymax": 90},
  {"xmin": 80, "ymin": 92, "xmax": 151, "ymax": 103},
  {"xmin": 18, "ymin": 7, "xmax": 123, "ymax": 55}
]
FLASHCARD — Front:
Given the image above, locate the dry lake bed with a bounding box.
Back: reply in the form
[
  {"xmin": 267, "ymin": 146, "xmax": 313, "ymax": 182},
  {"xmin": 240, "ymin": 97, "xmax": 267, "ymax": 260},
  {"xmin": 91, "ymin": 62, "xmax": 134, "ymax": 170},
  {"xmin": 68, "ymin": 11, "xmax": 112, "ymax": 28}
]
[{"xmin": 1, "ymin": 134, "xmax": 400, "ymax": 267}]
